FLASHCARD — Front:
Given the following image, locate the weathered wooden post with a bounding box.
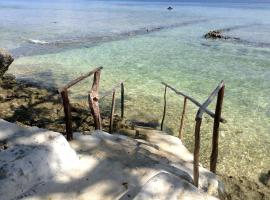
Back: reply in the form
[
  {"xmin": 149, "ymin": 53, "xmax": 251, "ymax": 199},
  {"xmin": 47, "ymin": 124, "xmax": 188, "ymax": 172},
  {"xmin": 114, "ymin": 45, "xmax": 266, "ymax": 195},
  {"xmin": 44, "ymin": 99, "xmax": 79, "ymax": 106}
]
[
  {"xmin": 210, "ymin": 85, "xmax": 225, "ymax": 173},
  {"xmin": 109, "ymin": 90, "xmax": 116, "ymax": 133},
  {"xmin": 178, "ymin": 97, "xmax": 187, "ymax": 140},
  {"xmin": 161, "ymin": 86, "xmax": 167, "ymax": 131},
  {"xmin": 88, "ymin": 70, "xmax": 102, "ymax": 130},
  {"xmin": 59, "ymin": 89, "xmax": 73, "ymax": 141},
  {"xmin": 193, "ymin": 117, "xmax": 202, "ymax": 187},
  {"xmin": 121, "ymin": 82, "xmax": 124, "ymax": 119}
]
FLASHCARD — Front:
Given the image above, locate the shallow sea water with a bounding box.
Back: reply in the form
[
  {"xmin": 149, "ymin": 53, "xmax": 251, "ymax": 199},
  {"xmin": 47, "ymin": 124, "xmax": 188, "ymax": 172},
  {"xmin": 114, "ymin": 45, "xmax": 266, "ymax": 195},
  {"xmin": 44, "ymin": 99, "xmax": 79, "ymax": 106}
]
[{"xmin": 1, "ymin": 0, "xmax": 270, "ymax": 181}]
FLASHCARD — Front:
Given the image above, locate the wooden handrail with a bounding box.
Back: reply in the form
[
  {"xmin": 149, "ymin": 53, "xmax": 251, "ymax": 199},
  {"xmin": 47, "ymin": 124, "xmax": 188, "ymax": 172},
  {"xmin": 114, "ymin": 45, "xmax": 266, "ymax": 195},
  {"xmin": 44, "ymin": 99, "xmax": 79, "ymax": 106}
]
[
  {"xmin": 88, "ymin": 70, "xmax": 102, "ymax": 130},
  {"xmin": 210, "ymin": 85, "xmax": 225, "ymax": 173},
  {"xmin": 100, "ymin": 81, "xmax": 126, "ymax": 133},
  {"xmin": 109, "ymin": 90, "xmax": 116, "ymax": 133},
  {"xmin": 59, "ymin": 89, "xmax": 72, "ymax": 141},
  {"xmin": 193, "ymin": 117, "xmax": 202, "ymax": 187},
  {"xmin": 161, "ymin": 82, "xmax": 226, "ymax": 123},
  {"xmin": 161, "ymin": 81, "xmax": 225, "ymax": 188},
  {"xmin": 196, "ymin": 81, "xmax": 224, "ymax": 119},
  {"xmin": 193, "ymin": 81, "xmax": 225, "ymax": 187},
  {"xmin": 58, "ymin": 67, "xmax": 103, "ymax": 141},
  {"xmin": 121, "ymin": 82, "xmax": 124, "ymax": 119},
  {"xmin": 160, "ymin": 86, "xmax": 167, "ymax": 131},
  {"xmin": 178, "ymin": 97, "xmax": 187, "ymax": 139},
  {"xmin": 58, "ymin": 66, "xmax": 103, "ymax": 93}
]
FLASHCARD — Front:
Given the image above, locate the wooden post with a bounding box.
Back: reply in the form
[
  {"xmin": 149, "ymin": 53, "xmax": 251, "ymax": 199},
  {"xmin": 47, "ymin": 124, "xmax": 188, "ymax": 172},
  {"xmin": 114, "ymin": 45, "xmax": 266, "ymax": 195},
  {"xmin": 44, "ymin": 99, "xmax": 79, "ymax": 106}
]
[
  {"xmin": 109, "ymin": 90, "xmax": 116, "ymax": 133},
  {"xmin": 193, "ymin": 117, "xmax": 202, "ymax": 187},
  {"xmin": 88, "ymin": 70, "xmax": 102, "ymax": 130},
  {"xmin": 178, "ymin": 97, "xmax": 187, "ymax": 140},
  {"xmin": 60, "ymin": 89, "xmax": 73, "ymax": 141},
  {"xmin": 161, "ymin": 86, "xmax": 167, "ymax": 131},
  {"xmin": 121, "ymin": 82, "xmax": 124, "ymax": 119},
  {"xmin": 210, "ymin": 85, "xmax": 225, "ymax": 173}
]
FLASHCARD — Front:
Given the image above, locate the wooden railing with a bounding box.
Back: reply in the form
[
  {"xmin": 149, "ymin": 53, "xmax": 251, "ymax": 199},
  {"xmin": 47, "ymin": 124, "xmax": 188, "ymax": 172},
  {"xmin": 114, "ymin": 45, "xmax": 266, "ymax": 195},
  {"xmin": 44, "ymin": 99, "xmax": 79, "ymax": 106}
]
[
  {"xmin": 99, "ymin": 81, "xmax": 125, "ymax": 133},
  {"xmin": 58, "ymin": 67, "xmax": 224, "ymax": 188},
  {"xmin": 58, "ymin": 67, "xmax": 103, "ymax": 141},
  {"xmin": 161, "ymin": 81, "xmax": 225, "ymax": 187},
  {"xmin": 58, "ymin": 67, "xmax": 125, "ymax": 140}
]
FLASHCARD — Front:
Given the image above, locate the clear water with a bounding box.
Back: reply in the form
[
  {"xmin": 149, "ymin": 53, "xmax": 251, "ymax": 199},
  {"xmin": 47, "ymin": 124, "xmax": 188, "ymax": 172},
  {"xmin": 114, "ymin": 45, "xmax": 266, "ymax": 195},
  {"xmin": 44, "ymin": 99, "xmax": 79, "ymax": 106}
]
[{"xmin": 1, "ymin": 0, "xmax": 270, "ymax": 181}]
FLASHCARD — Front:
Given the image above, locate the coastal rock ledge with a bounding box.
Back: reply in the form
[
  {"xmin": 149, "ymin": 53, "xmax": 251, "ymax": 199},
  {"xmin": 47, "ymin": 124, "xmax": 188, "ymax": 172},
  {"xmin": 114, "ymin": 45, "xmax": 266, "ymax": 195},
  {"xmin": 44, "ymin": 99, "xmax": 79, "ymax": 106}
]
[
  {"xmin": 0, "ymin": 119, "xmax": 223, "ymax": 200},
  {"xmin": 0, "ymin": 49, "xmax": 14, "ymax": 79}
]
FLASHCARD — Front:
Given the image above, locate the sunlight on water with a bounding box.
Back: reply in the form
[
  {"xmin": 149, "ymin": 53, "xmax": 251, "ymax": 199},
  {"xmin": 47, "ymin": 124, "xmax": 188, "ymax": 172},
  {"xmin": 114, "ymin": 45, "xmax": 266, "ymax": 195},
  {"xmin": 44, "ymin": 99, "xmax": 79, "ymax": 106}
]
[{"xmin": 1, "ymin": 0, "xmax": 270, "ymax": 181}]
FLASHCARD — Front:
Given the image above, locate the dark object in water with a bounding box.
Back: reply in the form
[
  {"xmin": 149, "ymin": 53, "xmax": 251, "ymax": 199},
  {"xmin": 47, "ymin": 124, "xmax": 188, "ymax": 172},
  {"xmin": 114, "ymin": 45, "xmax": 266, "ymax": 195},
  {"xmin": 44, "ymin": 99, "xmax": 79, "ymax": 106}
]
[
  {"xmin": 259, "ymin": 170, "xmax": 270, "ymax": 187},
  {"xmin": 167, "ymin": 6, "xmax": 173, "ymax": 10},
  {"xmin": 204, "ymin": 30, "xmax": 228, "ymax": 39},
  {"xmin": 130, "ymin": 120, "xmax": 159, "ymax": 129},
  {"xmin": 0, "ymin": 140, "xmax": 8, "ymax": 151},
  {"xmin": 204, "ymin": 30, "xmax": 240, "ymax": 40}
]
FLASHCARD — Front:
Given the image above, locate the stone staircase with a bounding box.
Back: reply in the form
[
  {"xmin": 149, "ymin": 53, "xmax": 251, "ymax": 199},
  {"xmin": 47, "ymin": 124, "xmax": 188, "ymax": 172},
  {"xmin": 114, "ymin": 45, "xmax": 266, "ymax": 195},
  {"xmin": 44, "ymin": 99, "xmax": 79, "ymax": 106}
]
[{"xmin": 0, "ymin": 119, "xmax": 223, "ymax": 200}]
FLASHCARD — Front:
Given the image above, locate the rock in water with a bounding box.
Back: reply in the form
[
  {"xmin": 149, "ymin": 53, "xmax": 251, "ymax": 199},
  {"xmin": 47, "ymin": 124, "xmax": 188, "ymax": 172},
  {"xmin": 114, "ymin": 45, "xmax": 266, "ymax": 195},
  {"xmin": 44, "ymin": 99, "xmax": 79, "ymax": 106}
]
[
  {"xmin": 260, "ymin": 170, "xmax": 270, "ymax": 187},
  {"xmin": 204, "ymin": 30, "xmax": 241, "ymax": 41},
  {"xmin": 0, "ymin": 48, "xmax": 14, "ymax": 79},
  {"xmin": 204, "ymin": 31, "xmax": 224, "ymax": 39},
  {"xmin": 167, "ymin": 6, "xmax": 173, "ymax": 10}
]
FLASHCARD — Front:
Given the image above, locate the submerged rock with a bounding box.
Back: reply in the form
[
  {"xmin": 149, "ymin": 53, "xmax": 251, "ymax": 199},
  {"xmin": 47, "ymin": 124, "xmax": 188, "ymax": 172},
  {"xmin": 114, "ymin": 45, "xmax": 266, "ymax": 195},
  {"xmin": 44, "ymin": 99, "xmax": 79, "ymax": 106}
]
[
  {"xmin": 260, "ymin": 170, "xmax": 270, "ymax": 187},
  {"xmin": 0, "ymin": 48, "xmax": 14, "ymax": 79},
  {"xmin": 204, "ymin": 30, "xmax": 240, "ymax": 41},
  {"xmin": 204, "ymin": 30, "xmax": 228, "ymax": 40}
]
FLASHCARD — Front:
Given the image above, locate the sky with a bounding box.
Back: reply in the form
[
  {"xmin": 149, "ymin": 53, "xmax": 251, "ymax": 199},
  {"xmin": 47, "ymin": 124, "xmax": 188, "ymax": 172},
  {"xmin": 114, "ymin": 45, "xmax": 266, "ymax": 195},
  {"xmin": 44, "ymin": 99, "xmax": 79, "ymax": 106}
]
[{"xmin": 105, "ymin": 0, "xmax": 270, "ymax": 2}]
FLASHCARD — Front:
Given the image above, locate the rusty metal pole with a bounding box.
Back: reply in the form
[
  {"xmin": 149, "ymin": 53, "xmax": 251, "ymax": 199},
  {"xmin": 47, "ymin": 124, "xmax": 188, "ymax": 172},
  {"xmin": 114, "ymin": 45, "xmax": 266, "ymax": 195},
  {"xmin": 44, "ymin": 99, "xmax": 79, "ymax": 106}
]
[
  {"xmin": 60, "ymin": 89, "xmax": 73, "ymax": 141},
  {"xmin": 193, "ymin": 117, "xmax": 202, "ymax": 187},
  {"xmin": 210, "ymin": 85, "xmax": 225, "ymax": 173},
  {"xmin": 178, "ymin": 97, "xmax": 187, "ymax": 140}
]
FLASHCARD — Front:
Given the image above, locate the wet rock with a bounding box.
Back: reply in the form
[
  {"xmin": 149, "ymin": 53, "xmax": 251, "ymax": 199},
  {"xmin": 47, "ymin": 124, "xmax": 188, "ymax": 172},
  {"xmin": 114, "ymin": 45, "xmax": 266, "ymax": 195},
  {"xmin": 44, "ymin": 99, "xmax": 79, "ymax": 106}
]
[
  {"xmin": 260, "ymin": 170, "xmax": 270, "ymax": 187},
  {"xmin": 204, "ymin": 30, "xmax": 240, "ymax": 41},
  {"xmin": 0, "ymin": 140, "xmax": 8, "ymax": 151},
  {"xmin": 167, "ymin": 6, "xmax": 173, "ymax": 10},
  {"xmin": 204, "ymin": 30, "xmax": 228, "ymax": 40},
  {"xmin": 0, "ymin": 49, "xmax": 14, "ymax": 79}
]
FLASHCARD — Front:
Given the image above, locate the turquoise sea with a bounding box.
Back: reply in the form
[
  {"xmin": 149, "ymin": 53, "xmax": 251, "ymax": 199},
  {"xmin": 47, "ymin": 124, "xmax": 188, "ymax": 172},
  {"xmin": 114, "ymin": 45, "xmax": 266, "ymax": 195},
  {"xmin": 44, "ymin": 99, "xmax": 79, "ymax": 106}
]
[{"xmin": 1, "ymin": 0, "xmax": 269, "ymax": 181}]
